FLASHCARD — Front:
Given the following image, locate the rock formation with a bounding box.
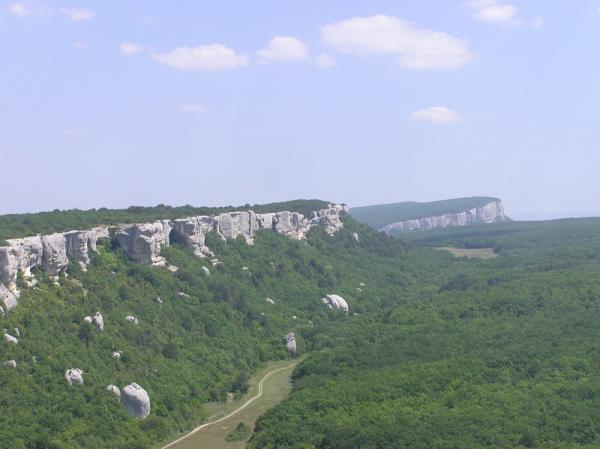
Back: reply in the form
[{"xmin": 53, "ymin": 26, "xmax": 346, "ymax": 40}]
[
  {"xmin": 4, "ymin": 360, "xmax": 17, "ymax": 368},
  {"xmin": 0, "ymin": 204, "xmax": 348, "ymax": 308},
  {"xmin": 125, "ymin": 316, "xmax": 139, "ymax": 324},
  {"xmin": 120, "ymin": 383, "xmax": 151, "ymax": 418},
  {"xmin": 380, "ymin": 200, "xmax": 506, "ymax": 233},
  {"xmin": 116, "ymin": 221, "xmax": 171, "ymax": 266},
  {"xmin": 3, "ymin": 333, "xmax": 18, "ymax": 344},
  {"xmin": 83, "ymin": 311, "xmax": 104, "ymax": 331},
  {"xmin": 284, "ymin": 332, "xmax": 297, "ymax": 354},
  {"xmin": 106, "ymin": 384, "xmax": 121, "ymax": 397},
  {"xmin": 321, "ymin": 294, "xmax": 349, "ymax": 313},
  {"xmin": 202, "ymin": 266, "xmax": 210, "ymax": 276},
  {"xmin": 65, "ymin": 368, "xmax": 84, "ymax": 385}
]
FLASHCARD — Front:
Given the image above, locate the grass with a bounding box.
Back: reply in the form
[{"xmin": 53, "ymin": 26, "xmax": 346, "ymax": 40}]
[
  {"xmin": 159, "ymin": 358, "xmax": 300, "ymax": 449},
  {"xmin": 433, "ymin": 246, "xmax": 497, "ymax": 259}
]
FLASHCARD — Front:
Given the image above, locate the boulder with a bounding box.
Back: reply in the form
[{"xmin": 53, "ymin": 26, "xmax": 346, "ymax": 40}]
[
  {"xmin": 3, "ymin": 333, "xmax": 18, "ymax": 344},
  {"xmin": 120, "ymin": 383, "xmax": 151, "ymax": 418},
  {"xmin": 321, "ymin": 294, "xmax": 349, "ymax": 313},
  {"xmin": 156, "ymin": 296, "xmax": 163, "ymax": 305},
  {"xmin": 4, "ymin": 360, "xmax": 17, "ymax": 368},
  {"xmin": 125, "ymin": 316, "xmax": 139, "ymax": 325},
  {"xmin": 202, "ymin": 266, "xmax": 210, "ymax": 277},
  {"xmin": 65, "ymin": 368, "xmax": 84, "ymax": 385},
  {"xmin": 13, "ymin": 327, "xmax": 20, "ymax": 337},
  {"xmin": 284, "ymin": 332, "xmax": 297, "ymax": 354},
  {"xmin": 112, "ymin": 351, "xmax": 122, "ymax": 359},
  {"xmin": 106, "ymin": 384, "xmax": 121, "ymax": 397},
  {"xmin": 265, "ymin": 298, "xmax": 275, "ymax": 304},
  {"xmin": 352, "ymin": 232, "xmax": 360, "ymax": 242}
]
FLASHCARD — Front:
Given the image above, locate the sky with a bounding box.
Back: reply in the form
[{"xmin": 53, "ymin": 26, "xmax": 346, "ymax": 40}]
[{"xmin": 1, "ymin": 1, "xmax": 599, "ymax": 220}]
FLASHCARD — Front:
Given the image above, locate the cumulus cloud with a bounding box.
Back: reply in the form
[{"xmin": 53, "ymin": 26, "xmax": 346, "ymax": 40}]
[
  {"xmin": 321, "ymin": 15, "xmax": 472, "ymax": 69},
  {"xmin": 179, "ymin": 103, "xmax": 207, "ymax": 113},
  {"xmin": 315, "ymin": 53, "xmax": 337, "ymax": 68},
  {"xmin": 60, "ymin": 8, "xmax": 94, "ymax": 21},
  {"xmin": 257, "ymin": 36, "xmax": 309, "ymax": 62},
  {"xmin": 8, "ymin": 2, "xmax": 50, "ymax": 17},
  {"xmin": 410, "ymin": 106, "xmax": 464, "ymax": 124},
  {"xmin": 467, "ymin": 0, "xmax": 520, "ymax": 25},
  {"xmin": 152, "ymin": 44, "xmax": 249, "ymax": 71},
  {"xmin": 120, "ymin": 42, "xmax": 145, "ymax": 55}
]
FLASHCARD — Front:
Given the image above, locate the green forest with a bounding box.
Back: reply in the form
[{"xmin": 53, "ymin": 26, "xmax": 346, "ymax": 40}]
[
  {"xmin": 1, "ymin": 200, "xmax": 600, "ymax": 449},
  {"xmin": 351, "ymin": 196, "xmax": 500, "ymax": 229}
]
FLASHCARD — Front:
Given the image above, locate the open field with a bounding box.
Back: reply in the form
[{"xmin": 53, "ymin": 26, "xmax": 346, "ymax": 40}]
[
  {"xmin": 433, "ymin": 246, "xmax": 497, "ymax": 259},
  {"xmin": 160, "ymin": 359, "xmax": 299, "ymax": 449}
]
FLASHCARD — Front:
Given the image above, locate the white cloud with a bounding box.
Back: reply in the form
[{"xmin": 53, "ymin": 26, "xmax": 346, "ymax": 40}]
[
  {"xmin": 531, "ymin": 16, "xmax": 546, "ymax": 28},
  {"xmin": 179, "ymin": 103, "xmax": 208, "ymax": 113},
  {"xmin": 321, "ymin": 15, "xmax": 472, "ymax": 69},
  {"xmin": 152, "ymin": 44, "xmax": 249, "ymax": 71},
  {"xmin": 8, "ymin": 2, "xmax": 50, "ymax": 17},
  {"xmin": 257, "ymin": 36, "xmax": 309, "ymax": 62},
  {"xmin": 410, "ymin": 106, "xmax": 464, "ymax": 124},
  {"xmin": 315, "ymin": 53, "xmax": 337, "ymax": 68},
  {"xmin": 467, "ymin": 0, "xmax": 520, "ymax": 26},
  {"xmin": 120, "ymin": 42, "xmax": 145, "ymax": 55},
  {"xmin": 60, "ymin": 8, "xmax": 94, "ymax": 21}
]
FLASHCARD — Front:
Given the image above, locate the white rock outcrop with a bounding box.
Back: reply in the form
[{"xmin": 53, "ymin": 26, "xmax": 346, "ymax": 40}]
[
  {"xmin": 116, "ymin": 221, "xmax": 171, "ymax": 266},
  {"xmin": 125, "ymin": 315, "xmax": 139, "ymax": 325},
  {"xmin": 321, "ymin": 294, "xmax": 349, "ymax": 313},
  {"xmin": 4, "ymin": 359, "xmax": 17, "ymax": 368},
  {"xmin": 265, "ymin": 298, "xmax": 275, "ymax": 304},
  {"xmin": 284, "ymin": 332, "xmax": 297, "ymax": 354},
  {"xmin": 3, "ymin": 333, "xmax": 18, "ymax": 344},
  {"xmin": 202, "ymin": 266, "xmax": 210, "ymax": 276},
  {"xmin": 112, "ymin": 351, "xmax": 122, "ymax": 359},
  {"xmin": 352, "ymin": 232, "xmax": 360, "ymax": 242},
  {"xmin": 84, "ymin": 311, "xmax": 104, "ymax": 331},
  {"xmin": 0, "ymin": 282, "xmax": 17, "ymax": 312},
  {"xmin": 120, "ymin": 383, "xmax": 151, "ymax": 418},
  {"xmin": 65, "ymin": 368, "xmax": 84, "ymax": 385},
  {"xmin": 171, "ymin": 216, "xmax": 215, "ymax": 257},
  {"xmin": 65, "ymin": 227, "xmax": 109, "ymax": 270},
  {"xmin": 380, "ymin": 200, "xmax": 506, "ymax": 233},
  {"xmin": 106, "ymin": 384, "xmax": 121, "ymax": 397}
]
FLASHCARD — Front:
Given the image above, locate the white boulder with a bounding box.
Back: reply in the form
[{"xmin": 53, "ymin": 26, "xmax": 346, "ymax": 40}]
[
  {"xmin": 4, "ymin": 360, "xmax": 17, "ymax": 368},
  {"xmin": 120, "ymin": 383, "xmax": 151, "ymax": 418},
  {"xmin": 321, "ymin": 294, "xmax": 349, "ymax": 313},
  {"xmin": 106, "ymin": 384, "xmax": 121, "ymax": 397},
  {"xmin": 284, "ymin": 332, "xmax": 297, "ymax": 354},
  {"xmin": 265, "ymin": 298, "xmax": 275, "ymax": 304},
  {"xmin": 65, "ymin": 368, "xmax": 84, "ymax": 385},
  {"xmin": 3, "ymin": 333, "xmax": 18, "ymax": 344},
  {"xmin": 125, "ymin": 316, "xmax": 139, "ymax": 325},
  {"xmin": 202, "ymin": 266, "xmax": 210, "ymax": 276}
]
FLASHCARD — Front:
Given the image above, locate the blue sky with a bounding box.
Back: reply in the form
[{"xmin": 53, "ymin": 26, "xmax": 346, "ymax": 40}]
[{"xmin": 1, "ymin": 1, "xmax": 599, "ymax": 219}]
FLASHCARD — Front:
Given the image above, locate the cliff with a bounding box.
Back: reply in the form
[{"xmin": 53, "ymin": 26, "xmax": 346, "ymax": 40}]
[
  {"xmin": 0, "ymin": 204, "xmax": 348, "ymax": 312},
  {"xmin": 380, "ymin": 200, "xmax": 506, "ymax": 233}
]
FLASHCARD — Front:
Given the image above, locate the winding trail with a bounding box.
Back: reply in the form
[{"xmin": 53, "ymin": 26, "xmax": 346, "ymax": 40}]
[{"xmin": 162, "ymin": 362, "xmax": 297, "ymax": 449}]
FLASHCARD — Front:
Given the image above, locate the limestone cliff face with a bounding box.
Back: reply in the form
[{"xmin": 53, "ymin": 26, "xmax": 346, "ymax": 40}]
[
  {"xmin": 0, "ymin": 204, "xmax": 348, "ymax": 312},
  {"xmin": 380, "ymin": 200, "xmax": 506, "ymax": 234}
]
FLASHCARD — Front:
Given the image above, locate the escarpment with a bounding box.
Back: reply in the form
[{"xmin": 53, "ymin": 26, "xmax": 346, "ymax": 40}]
[
  {"xmin": 0, "ymin": 204, "xmax": 348, "ymax": 312},
  {"xmin": 380, "ymin": 200, "xmax": 506, "ymax": 233}
]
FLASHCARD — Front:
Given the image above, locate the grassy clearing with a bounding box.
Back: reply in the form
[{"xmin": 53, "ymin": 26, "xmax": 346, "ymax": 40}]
[
  {"xmin": 434, "ymin": 247, "xmax": 497, "ymax": 259},
  {"xmin": 159, "ymin": 358, "xmax": 299, "ymax": 449}
]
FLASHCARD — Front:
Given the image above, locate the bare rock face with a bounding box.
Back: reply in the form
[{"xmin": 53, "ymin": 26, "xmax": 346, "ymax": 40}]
[
  {"xmin": 284, "ymin": 332, "xmax": 297, "ymax": 354},
  {"xmin": 65, "ymin": 368, "xmax": 84, "ymax": 385},
  {"xmin": 215, "ymin": 211, "xmax": 258, "ymax": 243},
  {"xmin": 0, "ymin": 282, "xmax": 17, "ymax": 312},
  {"xmin": 120, "ymin": 383, "xmax": 151, "ymax": 418},
  {"xmin": 106, "ymin": 384, "xmax": 121, "ymax": 397},
  {"xmin": 322, "ymin": 294, "xmax": 349, "ymax": 313},
  {"xmin": 41, "ymin": 233, "xmax": 69, "ymax": 277},
  {"xmin": 0, "ymin": 236, "xmax": 43, "ymax": 293},
  {"xmin": 65, "ymin": 227, "xmax": 109, "ymax": 270},
  {"xmin": 116, "ymin": 221, "xmax": 171, "ymax": 266},
  {"xmin": 171, "ymin": 216, "xmax": 215, "ymax": 256},
  {"xmin": 312, "ymin": 204, "xmax": 348, "ymax": 235},
  {"xmin": 380, "ymin": 200, "xmax": 506, "ymax": 233}
]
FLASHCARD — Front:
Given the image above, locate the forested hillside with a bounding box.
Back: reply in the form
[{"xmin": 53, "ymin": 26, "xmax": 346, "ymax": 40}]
[
  {"xmin": 351, "ymin": 197, "xmax": 500, "ymax": 229},
  {"xmin": 2, "ymin": 200, "xmax": 600, "ymax": 449},
  {"xmin": 250, "ymin": 218, "xmax": 600, "ymax": 449}
]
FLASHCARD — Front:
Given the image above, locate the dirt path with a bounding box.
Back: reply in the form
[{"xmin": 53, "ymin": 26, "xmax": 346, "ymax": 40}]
[{"xmin": 161, "ymin": 360, "xmax": 298, "ymax": 449}]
